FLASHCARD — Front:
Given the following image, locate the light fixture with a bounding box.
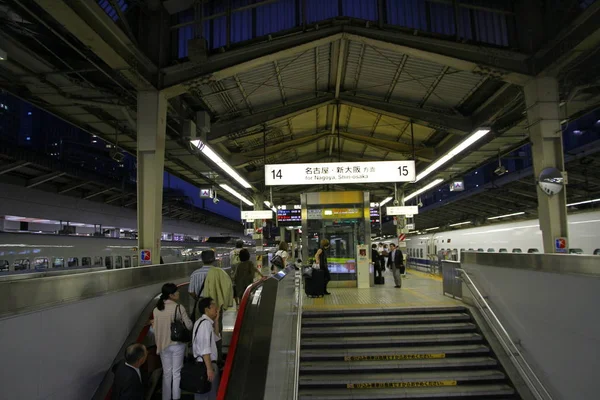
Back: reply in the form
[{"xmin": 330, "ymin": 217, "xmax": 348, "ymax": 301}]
[
  {"xmin": 0, "ymin": 47, "xmax": 6, "ymax": 61},
  {"xmin": 405, "ymin": 178, "xmax": 444, "ymax": 202},
  {"xmin": 191, "ymin": 139, "xmax": 252, "ymax": 189},
  {"xmin": 449, "ymin": 221, "xmax": 472, "ymax": 227},
  {"xmin": 416, "ymin": 128, "xmax": 491, "ymax": 182},
  {"xmin": 487, "ymin": 211, "xmax": 525, "ymax": 220},
  {"xmin": 380, "ymin": 196, "xmax": 393, "ymax": 206},
  {"xmin": 264, "ymin": 201, "xmax": 271, "ymax": 208},
  {"xmin": 424, "ymin": 226, "xmax": 440, "ymax": 231},
  {"xmin": 219, "ymin": 184, "xmax": 253, "ymax": 206},
  {"xmin": 567, "ymin": 198, "xmax": 600, "ymax": 207}
]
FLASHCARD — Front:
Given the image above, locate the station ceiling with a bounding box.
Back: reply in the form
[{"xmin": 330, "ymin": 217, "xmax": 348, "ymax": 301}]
[{"xmin": 0, "ymin": 0, "xmax": 600, "ymax": 228}]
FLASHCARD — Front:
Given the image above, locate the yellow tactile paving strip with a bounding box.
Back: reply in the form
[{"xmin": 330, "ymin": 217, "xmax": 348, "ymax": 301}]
[{"xmin": 303, "ymin": 268, "xmax": 459, "ymax": 310}]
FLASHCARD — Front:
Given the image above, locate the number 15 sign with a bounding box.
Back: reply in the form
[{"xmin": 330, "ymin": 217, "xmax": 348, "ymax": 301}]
[{"xmin": 265, "ymin": 161, "xmax": 416, "ymax": 186}]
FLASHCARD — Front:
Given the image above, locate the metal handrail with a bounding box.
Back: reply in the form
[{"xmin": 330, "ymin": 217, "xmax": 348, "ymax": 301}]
[
  {"xmin": 292, "ymin": 271, "xmax": 303, "ymax": 400},
  {"xmin": 457, "ymin": 268, "xmax": 553, "ymax": 400}
]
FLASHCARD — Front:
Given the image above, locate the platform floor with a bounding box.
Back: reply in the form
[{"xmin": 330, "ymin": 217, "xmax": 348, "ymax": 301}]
[{"xmin": 303, "ymin": 268, "xmax": 460, "ymax": 310}]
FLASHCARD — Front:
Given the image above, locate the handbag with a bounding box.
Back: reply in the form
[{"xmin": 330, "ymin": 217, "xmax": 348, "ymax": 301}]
[
  {"xmin": 170, "ymin": 304, "xmax": 192, "ymax": 343},
  {"xmin": 180, "ymin": 320, "xmax": 212, "ymax": 394}
]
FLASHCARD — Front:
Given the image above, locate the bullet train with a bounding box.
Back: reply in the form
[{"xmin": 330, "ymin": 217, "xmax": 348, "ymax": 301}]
[
  {"xmin": 406, "ymin": 210, "xmax": 600, "ymax": 265},
  {"xmin": 0, "ymin": 232, "xmax": 247, "ymax": 274}
]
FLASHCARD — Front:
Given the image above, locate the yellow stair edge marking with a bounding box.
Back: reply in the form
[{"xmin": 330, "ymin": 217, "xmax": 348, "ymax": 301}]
[{"xmin": 347, "ymin": 380, "xmax": 457, "ymax": 389}]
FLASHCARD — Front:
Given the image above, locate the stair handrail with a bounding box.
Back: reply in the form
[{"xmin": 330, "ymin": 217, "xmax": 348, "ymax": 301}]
[
  {"xmin": 292, "ymin": 271, "xmax": 303, "ymax": 400},
  {"xmin": 457, "ymin": 268, "xmax": 553, "ymax": 400}
]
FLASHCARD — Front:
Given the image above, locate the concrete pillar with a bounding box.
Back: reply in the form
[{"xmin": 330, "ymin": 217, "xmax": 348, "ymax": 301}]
[
  {"xmin": 291, "ymin": 229, "xmax": 296, "ymax": 262},
  {"xmin": 524, "ymin": 77, "xmax": 568, "ymax": 253},
  {"xmin": 279, "ymin": 227, "xmax": 285, "ymax": 244},
  {"xmin": 137, "ymin": 90, "xmax": 167, "ymax": 264},
  {"xmin": 253, "ymin": 194, "xmax": 265, "ymax": 272}
]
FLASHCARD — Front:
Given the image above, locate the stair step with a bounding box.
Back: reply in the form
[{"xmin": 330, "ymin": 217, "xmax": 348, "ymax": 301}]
[
  {"xmin": 302, "ymin": 323, "xmax": 477, "ymax": 337},
  {"xmin": 298, "ymin": 384, "xmax": 516, "ymax": 399},
  {"xmin": 302, "ymin": 313, "xmax": 471, "ymax": 327},
  {"xmin": 301, "ymin": 345, "xmax": 491, "ymax": 361},
  {"xmin": 300, "ymin": 356, "xmax": 498, "ymax": 373},
  {"xmin": 302, "ymin": 306, "xmax": 468, "ymax": 319},
  {"xmin": 301, "ymin": 333, "xmax": 484, "ymax": 349},
  {"xmin": 299, "ymin": 370, "xmax": 507, "ymax": 388}
]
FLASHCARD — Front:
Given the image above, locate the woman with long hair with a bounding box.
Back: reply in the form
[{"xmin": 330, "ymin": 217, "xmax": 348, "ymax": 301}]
[
  {"xmin": 152, "ymin": 283, "xmax": 193, "ymax": 400},
  {"xmin": 314, "ymin": 239, "xmax": 331, "ymax": 295}
]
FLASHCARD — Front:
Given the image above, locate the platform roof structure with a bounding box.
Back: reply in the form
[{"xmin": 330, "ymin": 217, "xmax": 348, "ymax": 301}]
[{"xmin": 0, "ymin": 0, "xmax": 599, "ymax": 228}]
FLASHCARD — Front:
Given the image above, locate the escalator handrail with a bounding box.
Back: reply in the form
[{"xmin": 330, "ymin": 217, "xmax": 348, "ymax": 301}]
[
  {"xmin": 104, "ymin": 281, "xmax": 190, "ymax": 400},
  {"xmin": 217, "ymin": 276, "xmax": 268, "ymax": 400}
]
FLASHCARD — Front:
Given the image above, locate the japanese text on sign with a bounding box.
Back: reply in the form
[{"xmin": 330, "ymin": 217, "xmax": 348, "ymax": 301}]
[{"xmin": 265, "ymin": 161, "xmax": 415, "ymax": 186}]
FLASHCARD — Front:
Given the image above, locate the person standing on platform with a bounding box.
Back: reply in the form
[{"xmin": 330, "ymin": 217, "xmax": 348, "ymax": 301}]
[
  {"xmin": 111, "ymin": 343, "xmax": 147, "ymax": 400},
  {"xmin": 314, "ymin": 239, "xmax": 331, "ymax": 295},
  {"xmin": 372, "ymin": 244, "xmax": 383, "ymax": 279},
  {"xmin": 229, "ymin": 240, "xmax": 244, "ymax": 308},
  {"xmin": 152, "ymin": 283, "xmax": 193, "ymax": 400},
  {"xmin": 192, "ymin": 297, "xmax": 221, "ymax": 400},
  {"xmin": 271, "ymin": 241, "xmax": 289, "ymax": 273},
  {"xmin": 233, "ymin": 248, "xmax": 262, "ymax": 306},
  {"xmin": 388, "ymin": 243, "xmax": 403, "ymax": 288},
  {"xmin": 189, "ymin": 249, "xmax": 233, "ymax": 362}
]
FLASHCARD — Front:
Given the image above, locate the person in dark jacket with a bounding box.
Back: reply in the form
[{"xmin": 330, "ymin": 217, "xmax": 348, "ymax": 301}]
[
  {"xmin": 372, "ymin": 244, "xmax": 383, "ymax": 278},
  {"xmin": 111, "ymin": 343, "xmax": 147, "ymax": 400},
  {"xmin": 233, "ymin": 248, "xmax": 262, "ymax": 306},
  {"xmin": 314, "ymin": 239, "xmax": 331, "ymax": 295}
]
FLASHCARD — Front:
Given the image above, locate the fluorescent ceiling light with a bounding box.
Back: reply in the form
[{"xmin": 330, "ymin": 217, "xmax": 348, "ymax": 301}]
[
  {"xmin": 191, "ymin": 140, "xmax": 252, "ymax": 189},
  {"xmin": 567, "ymin": 198, "xmax": 600, "ymax": 207},
  {"xmin": 405, "ymin": 178, "xmax": 444, "ymax": 202},
  {"xmin": 487, "ymin": 211, "xmax": 525, "ymax": 220},
  {"xmin": 424, "ymin": 226, "xmax": 440, "ymax": 231},
  {"xmin": 219, "ymin": 184, "xmax": 253, "ymax": 206},
  {"xmin": 416, "ymin": 128, "xmax": 491, "ymax": 182},
  {"xmin": 380, "ymin": 196, "xmax": 393, "ymax": 206},
  {"xmin": 271, "ymin": 206, "xmax": 277, "ymax": 213},
  {"xmin": 449, "ymin": 221, "xmax": 472, "ymax": 227},
  {"xmin": 264, "ymin": 201, "xmax": 271, "ymax": 208}
]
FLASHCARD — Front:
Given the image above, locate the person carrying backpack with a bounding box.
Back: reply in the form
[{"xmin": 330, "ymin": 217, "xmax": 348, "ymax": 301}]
[{"xmin": 271, "ymin": 241, "xmax": 288, "ymax": 273}]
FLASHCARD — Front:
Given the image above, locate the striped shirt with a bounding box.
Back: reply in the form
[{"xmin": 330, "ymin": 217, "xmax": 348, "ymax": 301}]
[{"xmin": 189, "ymin": 266, "xmax": 210, "ymax": 296}]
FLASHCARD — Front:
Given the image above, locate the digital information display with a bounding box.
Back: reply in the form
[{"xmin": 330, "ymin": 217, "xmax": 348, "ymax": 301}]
[
  {"xmin": 370, "ymin": 208, "xmax": 380, "ymax": 224},
  {"xmin": 277, "ymin": 209, "xmax": 301, "ymax": 223}
]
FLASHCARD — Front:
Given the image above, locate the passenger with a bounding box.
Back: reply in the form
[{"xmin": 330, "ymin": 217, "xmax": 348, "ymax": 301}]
[
  {"xmin": 271, "ymin": 241, "xmax": 289, "ymax": 273},
  {"xmin": 388, "ymin": 243, "xmax": 404, "ymax": 288},
  {"xmin": 189, "ymin": 249, "xmax": 233, "ymax": 362},
  {"xmin": 152, "ymin": 283, "xmax": 193, "ymax": 400},
  {"xmin": 111, "ymin": 343, "xmax": 147, "ymax": 400},
  {"xmin": 229, "ymin": 240, "xmax": 244, "ymax": 309},
  {"xmin": 314, "ymin": 239, "xmax": 331, "ymax": 295},
  {"xmin": 233, "ymin": 248, "xmax": 262, "ymax": 307},
  {"xmin": 381, "ymin": 244, "xmax": 390, "ymax": 269},
  {"xmin": 372, "ymin": 244, "xmax": 382, "ymax": 279},
  {"xmin": 192, "ymin": 297, "xmax": 221, "ymax": 400}
]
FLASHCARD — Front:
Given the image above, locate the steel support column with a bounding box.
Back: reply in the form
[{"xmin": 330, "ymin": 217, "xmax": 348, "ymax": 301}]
[
  {"xmin": 524, "ymin": 77, "xmax": 568, "ymax": 253},
  {"xmin": 253, "ymin": 194, "xmax": 265, "ymax": 272},
  {"xmin": 137, "ymin": 91, "xmax": 168, "ymax": 264}
]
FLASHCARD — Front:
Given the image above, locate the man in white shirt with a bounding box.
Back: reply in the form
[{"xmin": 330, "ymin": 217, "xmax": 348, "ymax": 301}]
[{"xmin": 192, "ymin": 297, "xmax": 221, "ymax": 400}]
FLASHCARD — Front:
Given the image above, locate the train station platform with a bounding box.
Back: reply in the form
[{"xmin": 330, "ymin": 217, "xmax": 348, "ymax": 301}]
[{"xmin": 304, "ymin": 268, "xmax": 459, "ymax": 311}]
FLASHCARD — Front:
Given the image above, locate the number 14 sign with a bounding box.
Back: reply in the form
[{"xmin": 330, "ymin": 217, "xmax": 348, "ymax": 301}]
[{"xmin": 265, "ymin": 161, "xmax": 416, "ymax": 186}]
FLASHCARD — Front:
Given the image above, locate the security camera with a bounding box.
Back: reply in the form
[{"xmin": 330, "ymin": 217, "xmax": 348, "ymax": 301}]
[
  {"xmin": 213, "ymin": 196, "xmax": 220, "ymax": 204},
  {"xmin": 494, "ymin": 165, "xmax": 507, "ymax": 176},
  {"xmin": 417, "ymin": 200, "xmax": 423, "ymax": 207},
  {"xmin": 393, "ymin": 199, "xmax": 399, "ymax": 206}
]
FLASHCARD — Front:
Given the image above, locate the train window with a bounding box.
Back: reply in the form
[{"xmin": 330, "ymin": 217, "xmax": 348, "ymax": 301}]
[
  {"xmin": 132, "ymin": 255, "xmax": 138, "ymax": 267},
  {"xmin": 468, "ymin": 248, "xmax": 474, "ymax": 251},
  {"xmin": 0, "ymin": 260, "xmax": 9, "ymax": 271},
  {"xmin": 105, "ymin": 256, "xmax": 113, "ymax": 269},
  {"xmin": 34, "ymin": 257, "xmax": 49, "ymax": 269},
  {"xmin": 13, "ymin": 259, "xmax": 30, "ymax": 271},
  {"xmin": 499, "ymin": 248, "xmax": 508, "ymax": 253},
  {"xmin": 569, "ymin": 248, "xmax": 584, "ymax": 254},
  {"xmin": 527, "ymin": 249, "xmax": 539, "ymax": 254},
  {"xmin": 512, "ymin": 248, "xmax": 522, "ymax": 253},
  {"xmin": 82, "ymin": 257, "xmax": 91, "ymax": 266},
  {"xmin": 594, "ymin": 249, "xmax": 600, "ymax": 255},
  {"xmin": 115, "ymin": 256, "xmax": 123, "ymax": 269},
  {"xmin": 53, "ymin": 258, "xmax": 64, "ymax": 268},
  {"xmin": 94, "ymin": 257, "xmax": 103, "ymax": 267},
  {"xmin": 420, "ymin": 249, "xmax": 423, "ymax": 258},
  {"xmin": 487, "ymin": 248, "xmax": 495, "ymax": 253},
  {"xmin": 477, "ymin": 248, "xmax": 484, "ymax": 252},
  {"xmin": 68, "ymin": 258, "xmax": 79, "ymax": 267},
  {"xmin": 124, "ymin": 256, "xmax": 131, "ymax": 268}
]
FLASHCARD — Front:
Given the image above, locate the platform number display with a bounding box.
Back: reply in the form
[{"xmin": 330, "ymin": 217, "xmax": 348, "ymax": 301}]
[
  {"xmin": 398, "ymin": 166, "xmax": 409, "ymax": 176},
  {"xmin": 271, "ymin": 169, "xmax": 283, "ymax": 180}
]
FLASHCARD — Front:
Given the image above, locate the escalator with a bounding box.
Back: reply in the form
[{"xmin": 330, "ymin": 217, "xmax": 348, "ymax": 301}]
[{"xmin": 298, "ymin": 306, "xmax": 520, "ymax": 399}]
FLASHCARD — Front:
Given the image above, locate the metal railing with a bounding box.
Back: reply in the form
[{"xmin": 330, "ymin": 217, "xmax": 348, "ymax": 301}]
[
  {"xmin": 457, "ymin": 268, "xmax": 553, "ymax": 400},
  {"xmin": 292, "ymin": 270, "xmax": 303, "ymax": 400}
]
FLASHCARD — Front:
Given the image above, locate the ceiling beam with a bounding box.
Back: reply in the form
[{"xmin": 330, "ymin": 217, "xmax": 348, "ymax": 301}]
[
  {"xmin": 208, "ymin": 96, "xmax": 334, "ymax": 143},
  {"xmin": 84, "ymin": 187, "xmax": 114, "ymax": 200},
  {"xmin": 58, "ymin": 181, "xmax": 90, "ymax": 194},
  {"xmin": 0, "ymin": 161, "xmax": 31, "ymax": 176},
  {"xmin": 25, "ymin": 171, "xmax": 66, "ymax": 188}
]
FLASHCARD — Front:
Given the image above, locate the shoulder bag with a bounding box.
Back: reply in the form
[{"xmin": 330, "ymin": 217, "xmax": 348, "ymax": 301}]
[
  {"xmin": 170, "ymin": 304, "xmax": 192, "ymax": 343},
  {"xmin": 180, "ymin": 320, "xmax": 212, "ymax": 394}
]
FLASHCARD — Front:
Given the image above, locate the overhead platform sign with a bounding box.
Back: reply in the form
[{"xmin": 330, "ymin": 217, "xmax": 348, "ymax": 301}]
[
  {"xmin": 265, "ymin": 161, "xmax": 415, "ymax": 186},
  {"xmin": 241, "ymin": 210, "xmax": 273, "ymax": 220},
  {"xmin": 386, "ymin": 206, "xmax": 419, "ymax": 216}
]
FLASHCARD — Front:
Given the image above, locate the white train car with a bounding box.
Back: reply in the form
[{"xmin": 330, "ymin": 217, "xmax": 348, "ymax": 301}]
[
  {"xmin": 0, "ymin": 232, "xmax": 237, "ymax": 273},
  {"xmin": 406, "ymin": 210, "xmax": 600, "ymax": 266}
]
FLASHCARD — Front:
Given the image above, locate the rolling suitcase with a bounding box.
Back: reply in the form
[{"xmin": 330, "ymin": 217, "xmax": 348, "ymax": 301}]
[
  {"xmin": 305, "ymin": 268, "xmax": 325, "ymax": 297},
  {"xmin": 375, "ymin": 276, "xmax": 385, "ymax": 285}
]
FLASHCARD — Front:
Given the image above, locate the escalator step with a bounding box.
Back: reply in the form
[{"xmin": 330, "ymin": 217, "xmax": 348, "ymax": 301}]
[
  {"xmin": 302, "ymin": 313, "xmax": 471, "ymax": 327},
  {"xmin": 299, "ymin": 370, "xmax": 507, "ymax": 388},
  {"xmin": 301, "ymin": 333, "xmax": 484, "ymax": 348},
  {"xmin": 302, "ymin": 306, "xmax": 468, "ymax": 319},
  {"xmin": 300, "ymin": 356, "xmax": 498, "ymax": 373},
  {"xmin": 301, "ymin": 344, "xmax": 490, "ymax": 360},
  {"xmin": 298, "ymin": 384, "xmax": 516, "ymax": 399},
  {"xmin": 302, "ymin": 322, "xmax": 477, "ymax": 337}
]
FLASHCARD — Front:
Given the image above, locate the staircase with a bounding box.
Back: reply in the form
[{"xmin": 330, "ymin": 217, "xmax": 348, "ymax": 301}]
[{"xmin": 298, "ymin": 306, "xmax": 520, "ymax": 399}]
